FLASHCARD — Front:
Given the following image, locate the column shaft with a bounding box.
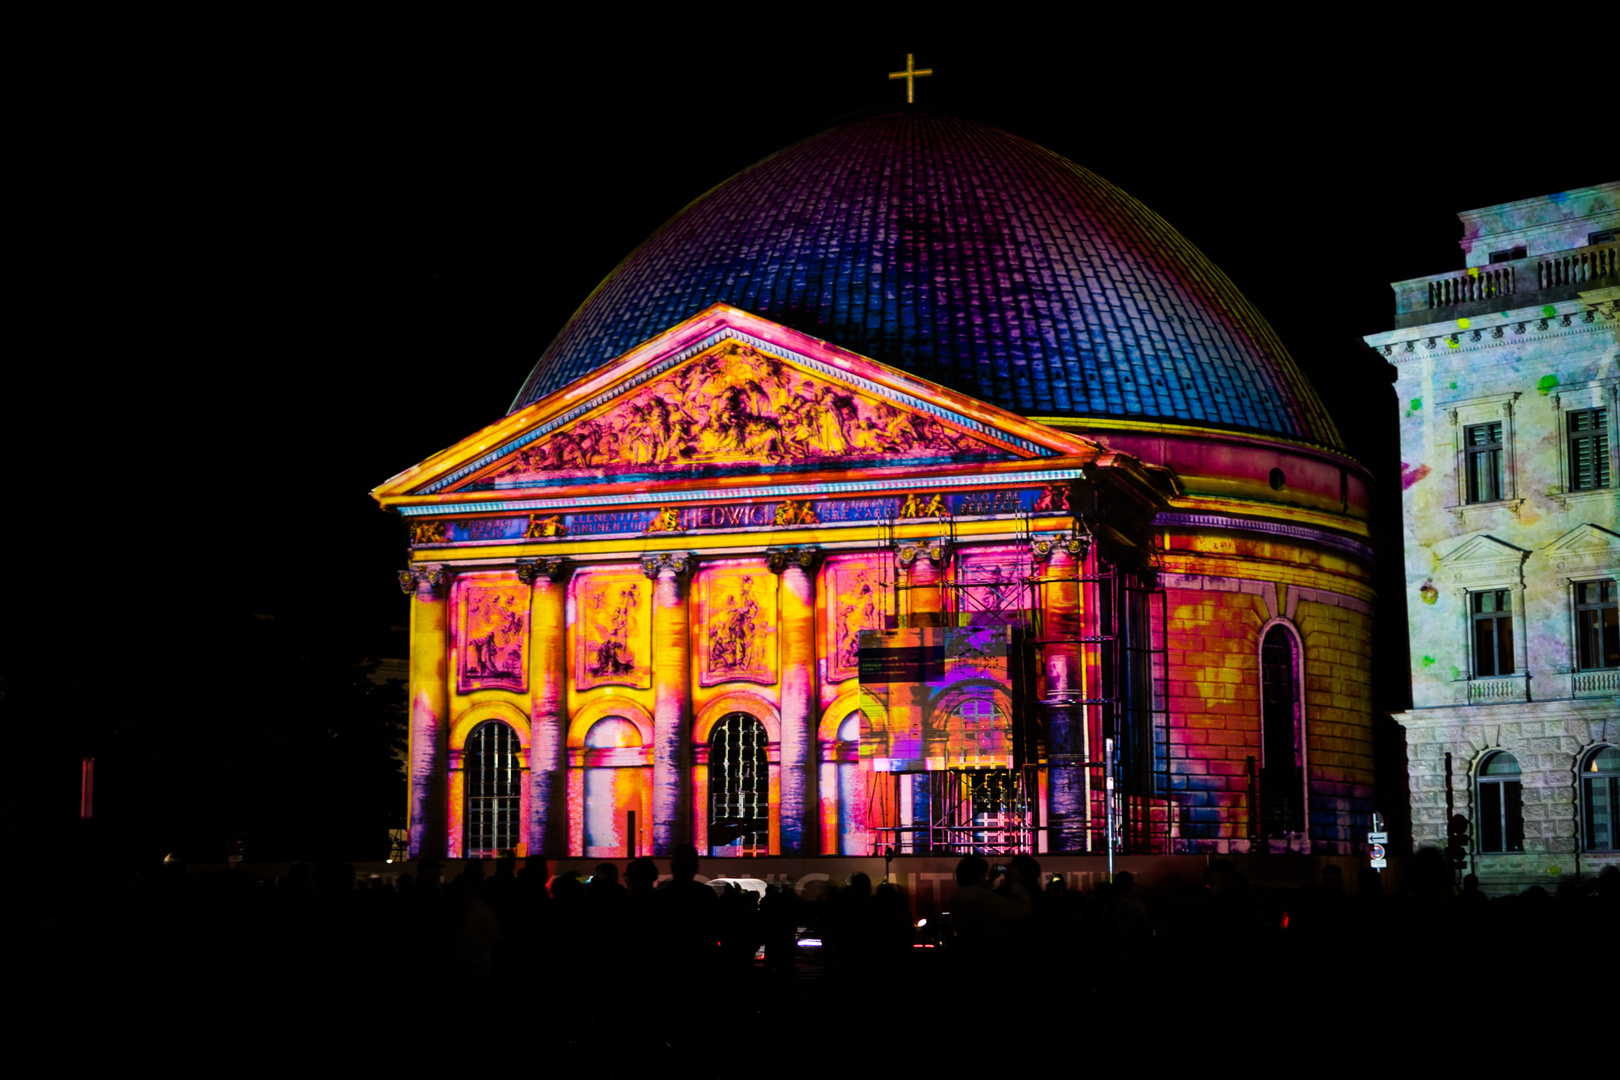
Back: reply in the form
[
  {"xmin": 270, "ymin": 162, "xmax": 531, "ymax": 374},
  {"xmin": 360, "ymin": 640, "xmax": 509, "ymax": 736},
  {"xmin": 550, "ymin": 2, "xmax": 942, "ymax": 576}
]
[
  {"xmin": 647, "ymin": 555, "xmax": 693, "ymax": 854},
  {"xmin": 1043, "ymin": 546, "xmax": 1087, "ymax": 851},
  {"xmin": 777, "ymin": 560, "xmax": 816, "ymax": 855},
  {"xmin": 528, "ymin": 564, "xmax": 569, "ymax": 857},
  {"xmin": 407, "ymin": 574, "xmax": 450, "ymax": 859}
]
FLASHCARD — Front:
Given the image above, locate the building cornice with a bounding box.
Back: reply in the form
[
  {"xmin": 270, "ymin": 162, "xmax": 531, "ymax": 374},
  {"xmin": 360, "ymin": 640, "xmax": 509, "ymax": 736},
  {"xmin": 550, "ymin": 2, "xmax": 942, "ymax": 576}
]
[{"xmin": 1363, "ymin": 296, "xmax": 1618, "ymax": 362}]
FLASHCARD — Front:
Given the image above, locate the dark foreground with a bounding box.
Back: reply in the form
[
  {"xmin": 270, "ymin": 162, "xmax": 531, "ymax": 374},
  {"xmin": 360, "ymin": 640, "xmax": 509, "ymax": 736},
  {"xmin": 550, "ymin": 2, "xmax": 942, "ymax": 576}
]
[{"xmin": 24, "ymin": 852, "xmax": 1616, "ymax": 1063}]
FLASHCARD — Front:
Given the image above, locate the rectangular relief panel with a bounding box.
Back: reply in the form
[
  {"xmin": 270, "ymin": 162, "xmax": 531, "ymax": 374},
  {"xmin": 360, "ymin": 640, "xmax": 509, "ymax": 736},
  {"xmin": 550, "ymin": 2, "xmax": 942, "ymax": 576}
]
[
  {"xmin": 574, "ymin": 568, "xmax": 652, "ymax": 691},
  {"xmin": 698, "ymin": 564, "xmax": 777, "ymax": 687},
  {"xmin": 456, "ymin": 576, "xmax": 529, "ymax": 694},
  {"xmin": 825, "ymin": 557, "xmax": 887, "ymax": 683}
]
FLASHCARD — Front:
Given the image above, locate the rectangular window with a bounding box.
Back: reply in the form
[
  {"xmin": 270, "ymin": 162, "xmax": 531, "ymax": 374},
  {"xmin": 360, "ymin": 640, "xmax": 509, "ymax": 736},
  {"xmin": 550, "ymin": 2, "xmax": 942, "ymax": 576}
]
[
  {"xmin": 1472, "ymin": 590, "xmax": 1514, "ymax": 677},
  {"xmin": 1465, "ymin": 422, "xmax": 1504, "ymax": 502},
  {"xmin": 1488, "ymin": 245, "xmax": 1527, "ymax": 263},
  {"xmin": 1568, "ymin": 408, "xmax": 1610, "ymax": 491},
  {"xmin": 1576, "ymin": 580, "xmax": 1619, "ymax": 671}
]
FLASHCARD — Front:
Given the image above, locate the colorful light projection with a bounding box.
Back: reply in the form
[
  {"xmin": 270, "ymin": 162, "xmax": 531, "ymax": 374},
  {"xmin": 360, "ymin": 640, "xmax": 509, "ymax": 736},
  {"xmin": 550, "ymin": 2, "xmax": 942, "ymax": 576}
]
[
  {"xmin": 856, "ymin": 626, "xmax": 1013, "ymax": 772},
  {"xmin": 487, "ymin": 341, "xmax": 999, "ymax": 487},
  {"xmin": 574, "ymin": 570, "xmax": 650, "ymax": 690},
  {"xmin": 698, "ymin": 568, "xmax": 777, "ymax": 687},
  {"xmin": 825, "ymin": 558, "xmax": 886, "ymax": 683},
  {"xmin": 455, "ymin": 580, "xmax": 528, "ymax": 693}
]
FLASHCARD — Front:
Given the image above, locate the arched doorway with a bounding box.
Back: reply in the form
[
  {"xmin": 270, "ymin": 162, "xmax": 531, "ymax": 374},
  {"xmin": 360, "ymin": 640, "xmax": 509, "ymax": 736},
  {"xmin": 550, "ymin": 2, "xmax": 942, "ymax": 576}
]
[
  {"xmin": 582, "ymin": 716, "xmax": 647, "ymax": 858},
  {"xmin": 709, "ymin": 712, "xmax": 769, "ymax": 856},
  {"xmin": 1260, "ymin": 624, "xmax": 1305, "ymax": 837},
  {"xmin": 465, "ymin": 720, "xmax": 521, "ymax": 857}
]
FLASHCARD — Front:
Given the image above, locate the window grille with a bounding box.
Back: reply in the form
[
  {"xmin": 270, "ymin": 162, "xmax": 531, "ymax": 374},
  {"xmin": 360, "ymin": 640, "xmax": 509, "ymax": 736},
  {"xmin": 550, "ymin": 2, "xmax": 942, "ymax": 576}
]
[
  {"xmin": 709, "ymin": 713, "xmax": 768, "ymax": 855},
  {"xmin": 1568, "ymin": 408, "xmax": 1610, "ymax": 491},
  {"xmin": 1477, "ymin": 751, "xmax": 1524, "ymax": 853},
  {"xmin": 465, "ymin": 721, "xmax": 520, "ymax": 856},
  {"xmin": 1465, "ymin": 422, "xmax": 1504, "ymax": 503},
  {"xmin": 1471, "ymin": 590, "xmax": 1514, "ymax": 676}
]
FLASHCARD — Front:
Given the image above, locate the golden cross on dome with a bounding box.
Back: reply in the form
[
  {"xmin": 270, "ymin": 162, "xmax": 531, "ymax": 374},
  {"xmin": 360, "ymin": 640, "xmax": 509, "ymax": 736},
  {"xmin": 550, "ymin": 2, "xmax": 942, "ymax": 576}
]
[{"xmin": 888, "ymin": 53, "xmax": 933, "ymax": 104}]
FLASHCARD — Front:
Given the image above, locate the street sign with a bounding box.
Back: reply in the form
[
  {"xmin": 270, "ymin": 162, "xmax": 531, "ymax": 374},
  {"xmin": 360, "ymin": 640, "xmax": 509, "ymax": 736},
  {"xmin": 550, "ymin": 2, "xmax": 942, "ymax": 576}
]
[{"xmin": 1368, "ymin": 831, "xmax": 1387, "ymax": 869}]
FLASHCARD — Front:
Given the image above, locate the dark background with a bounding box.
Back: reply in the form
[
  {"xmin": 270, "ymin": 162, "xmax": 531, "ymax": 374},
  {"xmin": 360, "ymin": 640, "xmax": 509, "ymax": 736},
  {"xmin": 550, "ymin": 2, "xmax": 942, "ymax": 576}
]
[{"xmin": 11, "ymin": 26, "xmax": 1588, "ymax": 859}]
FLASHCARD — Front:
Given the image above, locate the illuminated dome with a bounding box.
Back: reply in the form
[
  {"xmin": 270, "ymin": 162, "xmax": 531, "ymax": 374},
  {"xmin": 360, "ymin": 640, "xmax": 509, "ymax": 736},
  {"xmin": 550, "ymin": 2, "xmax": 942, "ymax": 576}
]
[{"xmin": 512, "ymin": 111, "xmax": 1340, "ymax": 448}]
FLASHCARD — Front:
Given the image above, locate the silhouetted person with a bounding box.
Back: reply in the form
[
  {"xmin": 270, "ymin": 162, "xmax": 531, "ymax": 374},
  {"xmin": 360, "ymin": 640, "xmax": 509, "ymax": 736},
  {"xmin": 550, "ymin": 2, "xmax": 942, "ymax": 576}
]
[{"xmin": 948, "ymin": 855, "xmax": 1029, "ymax": 977}]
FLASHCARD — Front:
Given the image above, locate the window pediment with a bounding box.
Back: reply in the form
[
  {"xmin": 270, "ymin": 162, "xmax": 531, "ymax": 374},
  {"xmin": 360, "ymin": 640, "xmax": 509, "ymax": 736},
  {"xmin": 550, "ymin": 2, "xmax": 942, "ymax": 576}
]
[
  {"xmin": 1438, "ymin": 534, "xmax": 1531, "ymax": 587},
  {"xmin": 1547, "ymin": 523, "xmax": 1620, "ymax": 577}
]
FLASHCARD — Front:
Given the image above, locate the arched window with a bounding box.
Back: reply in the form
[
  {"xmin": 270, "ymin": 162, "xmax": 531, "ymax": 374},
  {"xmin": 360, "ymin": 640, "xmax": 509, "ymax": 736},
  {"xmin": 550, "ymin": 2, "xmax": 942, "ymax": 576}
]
[
  {"xmin": 1582, "ymin": 745, "xmax": 1619, "ymax": 852},
  {"xmin": 709, "ymin": 712, "xmax": 769, "ymax": 856},
  {"xmin": 583, "ymin": 716, "xmax": 645, "ymax": 858},
  {"xmin": 465, "ymin": 721, "xmax": 520, "ymax": 857},
  {"xmin": 1260, "ymin": 625, "xmax": 1304, "ymax": 835},
  {"xmin": 1477, "ymin": 751, "xmax": 1524, "ymax": 853},
  {"xmin": 835, "ymin": 711, "xmax": 865, "ymax": 855}
]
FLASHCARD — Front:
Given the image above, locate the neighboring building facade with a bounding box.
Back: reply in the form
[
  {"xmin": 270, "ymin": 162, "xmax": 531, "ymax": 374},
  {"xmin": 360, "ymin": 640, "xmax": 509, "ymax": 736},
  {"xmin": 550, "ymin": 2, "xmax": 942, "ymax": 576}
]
[
  {"xmin": 1363, "ymin": 181, "xmax": 1620, "ymax": 888},
  {"xmin": 374, "ymin": 112, "xmax": 1380, "ymax": 863}
]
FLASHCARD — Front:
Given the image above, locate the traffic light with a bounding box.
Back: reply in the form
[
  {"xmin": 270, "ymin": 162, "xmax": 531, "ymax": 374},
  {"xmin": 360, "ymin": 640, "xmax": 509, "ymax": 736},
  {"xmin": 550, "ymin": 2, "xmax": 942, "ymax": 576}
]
[{"xmin": 1446, "ymin": 813, "xmax": 1470, "ymax": 867}]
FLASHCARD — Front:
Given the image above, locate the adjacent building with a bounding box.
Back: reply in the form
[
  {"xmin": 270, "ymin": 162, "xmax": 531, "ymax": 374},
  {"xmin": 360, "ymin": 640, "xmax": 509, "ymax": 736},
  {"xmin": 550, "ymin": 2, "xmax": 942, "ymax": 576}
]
[{"xmin": 1364, "ymin": 182, "xmax": 1620, "ymax": 887}]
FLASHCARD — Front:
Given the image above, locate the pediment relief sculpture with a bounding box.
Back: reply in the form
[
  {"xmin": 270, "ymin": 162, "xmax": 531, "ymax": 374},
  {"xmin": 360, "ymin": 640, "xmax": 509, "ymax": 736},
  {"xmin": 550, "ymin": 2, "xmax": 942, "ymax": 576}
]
[{"xmin": 469, "ymin": 341, "xmax": 1012, "ymax": 488}]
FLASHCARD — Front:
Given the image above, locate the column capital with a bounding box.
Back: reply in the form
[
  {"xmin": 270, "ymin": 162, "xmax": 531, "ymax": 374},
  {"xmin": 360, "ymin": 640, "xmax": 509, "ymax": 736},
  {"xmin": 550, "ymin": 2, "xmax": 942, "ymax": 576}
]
[
  {"xmin": 765, "ymin": 544, "xmax": 822, "ymax": 577},
  {"xmin": 641, "ymin": 550, "xmax": 697, "ymax": 582},
  {"xmin": 516, "ymin": 557, "xmax": 572, "ymax": 585},
  {"xmin": 399, "ymin": 564, "xmax": 450, "ymax": 600},
  {"xmin": 896, "ymin": 538, "xmax": 950, "ymax": 569},
  {"xmin": 1031, "ymin": 533, "xmax": 1090, "ymax": 564}
]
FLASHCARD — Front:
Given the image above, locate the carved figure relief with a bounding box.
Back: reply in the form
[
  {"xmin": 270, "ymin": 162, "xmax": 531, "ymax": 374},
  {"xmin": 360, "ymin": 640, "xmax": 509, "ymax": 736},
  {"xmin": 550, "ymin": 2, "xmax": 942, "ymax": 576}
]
[
  {"xmin": 524, "ymin": 513, "xmax": 566, "ymax": 538},
  {"xmin": 645, "ymin": 507, "xmax": 684, "ymax": 534},
  {"xmin": 699, "ymin": 569, "xmax": 777, "ymax": 687},
  {"xmin": 576, "ymin": 572, "xmax": 651, "ymax": 690},
  {"xmin": 1031, "ymin": 484, "xmax": 1070, "ymax": 512},
  {"xmin": 411, "ymin": 520, "xmax": 446, "ymax": 546},
  {"xmin": 774, "ymin": 499, "xmax": 819, "ymax": 526},
  {"xmin": 457, "ymin": 583, "xmax": 528, "ymax": 693},
  {"xmin": 898, "ymin": 491, "xmax": 950, "ymax": 519},
  {"xmin": 827, "ymin": 560, "xmax": 886, "ymax": 682},
  {"xmin": 482, "ymin": 341, "xmax": 997, "ymax": 485}
]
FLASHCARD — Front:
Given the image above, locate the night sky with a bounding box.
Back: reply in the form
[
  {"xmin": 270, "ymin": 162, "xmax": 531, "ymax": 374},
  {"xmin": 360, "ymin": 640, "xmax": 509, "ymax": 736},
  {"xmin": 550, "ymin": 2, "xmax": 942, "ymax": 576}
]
[{"xmin": 15, "ymin": 29, "xmax": 1587, "ymax": 851}]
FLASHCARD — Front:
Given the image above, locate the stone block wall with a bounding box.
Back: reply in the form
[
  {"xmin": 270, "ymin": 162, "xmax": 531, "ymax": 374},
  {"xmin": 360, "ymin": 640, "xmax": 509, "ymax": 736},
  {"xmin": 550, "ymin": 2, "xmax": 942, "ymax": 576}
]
[
  {"xmin": 1401, "ymin": 708, "xmax": 1619, "ymax": 890},
  {"xmin": 1297, "ymin": 599, "xmax": 1376, "ymax": 850}
]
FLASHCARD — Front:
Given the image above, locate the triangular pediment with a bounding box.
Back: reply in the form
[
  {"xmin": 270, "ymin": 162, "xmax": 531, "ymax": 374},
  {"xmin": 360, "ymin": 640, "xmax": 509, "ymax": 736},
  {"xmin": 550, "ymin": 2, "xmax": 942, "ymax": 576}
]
[
  {"xmin": 1438, "ymin": 534, "xmax": 1531, "ymax": 567},
  {"xmin": 1545, "ymin": 523, "xmax": 1620, "ymax": 555},
  {"xmin": 375, "ymin": 305, "xmax": 1098, "ymax": 504}
]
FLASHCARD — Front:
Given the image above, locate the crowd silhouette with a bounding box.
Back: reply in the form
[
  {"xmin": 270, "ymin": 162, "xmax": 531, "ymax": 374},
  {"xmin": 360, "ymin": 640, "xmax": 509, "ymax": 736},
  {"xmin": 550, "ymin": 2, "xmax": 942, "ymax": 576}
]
[{"xmin": 26, "ymin": 845, "xmax": 1617, "ymax": 1061}]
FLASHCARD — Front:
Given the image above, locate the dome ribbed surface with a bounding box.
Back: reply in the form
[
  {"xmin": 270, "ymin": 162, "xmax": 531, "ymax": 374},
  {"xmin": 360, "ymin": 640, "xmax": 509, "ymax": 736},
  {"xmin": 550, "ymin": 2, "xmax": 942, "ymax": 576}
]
[{"xmin": 512, "ymin": 112, "xmax": 1340, "ymax": 448}]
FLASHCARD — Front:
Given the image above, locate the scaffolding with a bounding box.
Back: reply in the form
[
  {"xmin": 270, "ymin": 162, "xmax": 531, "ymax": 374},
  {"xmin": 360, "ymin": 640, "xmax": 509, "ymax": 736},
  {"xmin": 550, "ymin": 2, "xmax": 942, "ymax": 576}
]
[{"xmin": 864, "ymin": 506, "xmax": 1171, "ymax": 857}]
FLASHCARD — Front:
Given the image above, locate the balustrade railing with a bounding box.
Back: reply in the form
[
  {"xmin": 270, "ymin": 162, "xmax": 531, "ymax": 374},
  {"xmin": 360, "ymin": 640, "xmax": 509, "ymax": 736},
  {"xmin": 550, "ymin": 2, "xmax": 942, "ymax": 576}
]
[
  {"xmin": 1537, "ymin": 243, "xmax": 1618, "ymax": 289},
  {"xmin": 1429, "ymin": 265, "xmax": 1514, "ymax": 308},
  {"xmin": 1573, "ymin": 669, "xmax": 1620, "ymax": 695},
  {"xmin": 1401, "ymin": 241, "xmax": 1618, "ymax": 318},
  {"xmin": 1468, "ymin": 676, "xmax": 1526, "ymax": 703}
]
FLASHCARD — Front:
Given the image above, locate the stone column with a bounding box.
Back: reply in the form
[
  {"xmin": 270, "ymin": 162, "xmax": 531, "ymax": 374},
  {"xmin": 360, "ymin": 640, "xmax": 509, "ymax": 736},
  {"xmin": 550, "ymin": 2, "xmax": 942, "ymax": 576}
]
[
  {"xmin": 400, "ymin": 565, "xmax": 451, "ymax": 860},
  {"xmin": 642, "ymin": 551, "xmax": 696, "ymax": 855},
  {"xmin": 897, "ymin": 539, "xmax": 950, "ymax": 627},
  {"xmin": 768, "ymin": 545, "xmax": 821, "ymax": 856},
  {"xmin": 521, "ymin": 557, "xmax": 572, "ymax": 858},
  {"xmin": 1035, "ymin": 534, "xmax": 1090, "ymax": 851}
]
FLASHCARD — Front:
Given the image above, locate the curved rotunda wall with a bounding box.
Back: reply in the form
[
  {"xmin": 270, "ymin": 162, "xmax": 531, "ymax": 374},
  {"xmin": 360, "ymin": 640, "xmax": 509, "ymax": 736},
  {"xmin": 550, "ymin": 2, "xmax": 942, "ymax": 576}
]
[{"xmin": 512, "ymin": 111, "xmax": 1342, "ymax": 450}]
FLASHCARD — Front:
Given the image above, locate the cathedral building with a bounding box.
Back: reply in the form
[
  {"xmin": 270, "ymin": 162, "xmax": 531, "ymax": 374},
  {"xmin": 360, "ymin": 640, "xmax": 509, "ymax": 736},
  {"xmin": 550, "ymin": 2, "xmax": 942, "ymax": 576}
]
[
  {"xmin": 1362, "ymin": 182, "xmax": 1619, "ymax": 888},
  {"xmin": 373, "ymin": 111, "xmax": 1380, "ymax": 863}
]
